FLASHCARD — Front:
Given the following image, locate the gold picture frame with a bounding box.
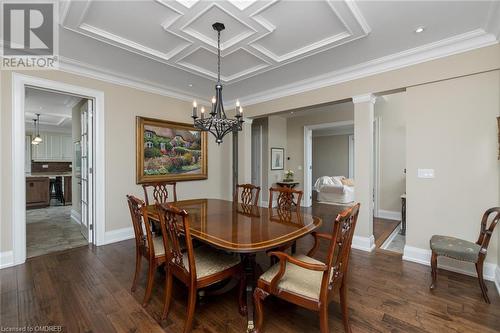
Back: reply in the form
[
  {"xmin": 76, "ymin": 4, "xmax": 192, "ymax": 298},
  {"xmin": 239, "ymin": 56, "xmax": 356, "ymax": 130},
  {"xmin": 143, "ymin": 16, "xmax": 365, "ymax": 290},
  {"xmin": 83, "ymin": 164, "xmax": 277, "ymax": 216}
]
[{"xmin": 136, "ymin": 116, "xmax": 208, "ymax": 184}]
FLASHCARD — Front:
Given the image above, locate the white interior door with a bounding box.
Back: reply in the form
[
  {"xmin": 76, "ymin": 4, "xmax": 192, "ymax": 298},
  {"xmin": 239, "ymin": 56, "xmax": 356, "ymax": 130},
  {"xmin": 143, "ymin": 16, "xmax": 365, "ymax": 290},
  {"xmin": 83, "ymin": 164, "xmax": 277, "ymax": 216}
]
[{"xmin": 80, "ymin": 100, "xmax": 94, "ymax": 241}]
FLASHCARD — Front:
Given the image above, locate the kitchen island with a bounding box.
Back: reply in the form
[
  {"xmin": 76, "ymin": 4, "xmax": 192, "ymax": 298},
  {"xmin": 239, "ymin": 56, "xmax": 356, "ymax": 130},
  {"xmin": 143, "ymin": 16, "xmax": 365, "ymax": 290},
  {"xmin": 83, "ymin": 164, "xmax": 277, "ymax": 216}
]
[{"xmin": 26, "ymin": 173, "xmax": 72, "ymax": 208}]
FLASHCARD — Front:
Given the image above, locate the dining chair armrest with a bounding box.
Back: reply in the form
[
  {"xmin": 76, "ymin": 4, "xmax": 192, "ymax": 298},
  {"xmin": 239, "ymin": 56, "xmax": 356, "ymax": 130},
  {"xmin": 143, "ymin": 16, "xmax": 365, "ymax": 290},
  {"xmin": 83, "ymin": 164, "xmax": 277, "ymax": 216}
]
[
  {"xmin": 307, "ymin": 232, "xmax": 333, "ymax": 257},
  {"xmin": 267, "ymin": 251, "xmax": 327, "ymax": 294}
]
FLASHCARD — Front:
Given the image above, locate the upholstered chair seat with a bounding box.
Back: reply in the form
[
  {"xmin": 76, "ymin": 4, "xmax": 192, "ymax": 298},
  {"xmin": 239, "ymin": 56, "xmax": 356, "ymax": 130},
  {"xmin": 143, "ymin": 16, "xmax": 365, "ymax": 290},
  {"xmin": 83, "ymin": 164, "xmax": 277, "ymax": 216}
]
[
  {"xmin": 182, "ymin": 246, "xmax": 241, "ymax": 279},
  {"xmin": 430, "ymin": 235, "xmax": 480, "ymax": 262},
  {"xmin": 260, "ymin": 254, "xmax": 329, "ymax": 300},
  {"xmin": 429, "ymin": 208, "xmax": 500, "ymax": 304}
]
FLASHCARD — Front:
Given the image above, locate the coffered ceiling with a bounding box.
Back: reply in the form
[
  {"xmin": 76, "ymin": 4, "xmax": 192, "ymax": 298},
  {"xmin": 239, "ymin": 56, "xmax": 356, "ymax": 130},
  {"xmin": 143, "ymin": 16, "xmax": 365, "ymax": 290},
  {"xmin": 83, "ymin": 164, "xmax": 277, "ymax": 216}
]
[{"xmin": 57, "ymin": 0, "xmax": 500, "ymax": 105}]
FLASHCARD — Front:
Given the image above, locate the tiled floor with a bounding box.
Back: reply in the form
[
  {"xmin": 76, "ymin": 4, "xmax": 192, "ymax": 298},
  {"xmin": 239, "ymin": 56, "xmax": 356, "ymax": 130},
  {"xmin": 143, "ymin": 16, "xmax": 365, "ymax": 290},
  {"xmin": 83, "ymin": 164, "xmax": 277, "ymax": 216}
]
[
  {"xmin": 26, "ymin": 205, "xmax": 88, "ymax": 258},
  {"xmin": 384, "ymin": 232, "xmax": 406, "ymax": 253}
]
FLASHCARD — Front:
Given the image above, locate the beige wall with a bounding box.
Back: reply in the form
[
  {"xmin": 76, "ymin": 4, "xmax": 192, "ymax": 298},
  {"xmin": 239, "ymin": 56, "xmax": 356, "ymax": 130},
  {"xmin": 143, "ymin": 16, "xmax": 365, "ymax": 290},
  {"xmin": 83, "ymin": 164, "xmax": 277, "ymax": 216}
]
[
  {"xmin": 375, "ymin": 92, "xmax": 407, "ymax": 213},
  {"xmin": 1, "ymin": 70, "xmax": 232, "ymax": 251},
  {"xmin": 406, "ymin": 70, "xmax": 500, "ymax": 265},
  {"xmin": 312, "ymin": 135, "xmax": 349, "ymax": 182},
  {"xmin": 267, "ymin": 115, "xmax": 287, "ymax": 191},
  {"xmin": 286, "ymin": 102, "xmax": 354, "ymax": 191}
]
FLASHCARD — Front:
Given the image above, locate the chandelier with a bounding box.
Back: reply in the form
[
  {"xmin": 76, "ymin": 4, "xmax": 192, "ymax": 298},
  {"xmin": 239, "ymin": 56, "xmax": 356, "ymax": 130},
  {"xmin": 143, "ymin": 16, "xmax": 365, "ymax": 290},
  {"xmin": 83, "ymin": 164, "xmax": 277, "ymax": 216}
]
[
  {"xmin": 31, "ymin": 113, "xmax": 43, "ymax": 145},
  {"xmin": 191, "ymin": 22, "xmax": 243, "ymax": 145}
]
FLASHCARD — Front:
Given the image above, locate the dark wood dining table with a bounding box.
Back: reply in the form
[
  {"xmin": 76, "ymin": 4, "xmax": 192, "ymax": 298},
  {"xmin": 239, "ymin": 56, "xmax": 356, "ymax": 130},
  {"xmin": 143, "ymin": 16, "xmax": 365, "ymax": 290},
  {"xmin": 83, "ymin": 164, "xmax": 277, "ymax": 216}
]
[{"xmin": 146, "ymin": 198, "xmax": 322, "ymax": 331}]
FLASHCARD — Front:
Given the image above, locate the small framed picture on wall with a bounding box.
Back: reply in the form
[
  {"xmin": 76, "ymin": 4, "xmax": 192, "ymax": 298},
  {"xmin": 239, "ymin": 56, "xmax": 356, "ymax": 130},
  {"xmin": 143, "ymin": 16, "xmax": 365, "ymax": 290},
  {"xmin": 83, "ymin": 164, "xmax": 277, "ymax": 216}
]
[{"xmin": 271, "ymin": 147, "xmax": 284, "ymax": 170}]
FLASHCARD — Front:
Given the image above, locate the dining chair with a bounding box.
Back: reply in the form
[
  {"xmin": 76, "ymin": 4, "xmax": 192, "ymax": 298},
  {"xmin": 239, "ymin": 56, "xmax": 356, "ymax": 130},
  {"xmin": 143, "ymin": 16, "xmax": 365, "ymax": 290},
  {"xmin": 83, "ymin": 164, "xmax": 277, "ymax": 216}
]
[
  {"xmin": 126, "ymin": 195, "xmax": 166, "ymax": 307},
  {"xmin": 269, "ymin": 187, "xmax": 303, "ymax": 254},
  {"xmin": 269, "ymin": 187, "xmax": 303, "ymax": 211},
  {"xmin": 234, "ymin": 183, "xmax": 261, "ymax": 206},
  {"xmin": 142, "ymin": 182, "xmax": 178, "ymax": 205},
  {"xmin": 156, "ymin": 202, "xmax": 245, "ymax": 333},
  {"xmin": 254, "ymin": 203, "xmax": 360, "ymax": 333},
  {"xmin": 430, "ymin": 207, "xmax": 500, "ymax": 303}
]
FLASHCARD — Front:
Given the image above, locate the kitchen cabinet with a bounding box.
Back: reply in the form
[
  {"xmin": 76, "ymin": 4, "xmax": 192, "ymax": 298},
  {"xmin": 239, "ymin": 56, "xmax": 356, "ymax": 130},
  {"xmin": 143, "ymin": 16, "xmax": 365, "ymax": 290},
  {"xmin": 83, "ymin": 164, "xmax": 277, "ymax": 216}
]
[
  {"xmin": 26, "ymin": 177, "xmax": 50, "ymax": 208},
  {"xmin": 31, "ymin": 133, "xmax": 73, "ymax": 162}
]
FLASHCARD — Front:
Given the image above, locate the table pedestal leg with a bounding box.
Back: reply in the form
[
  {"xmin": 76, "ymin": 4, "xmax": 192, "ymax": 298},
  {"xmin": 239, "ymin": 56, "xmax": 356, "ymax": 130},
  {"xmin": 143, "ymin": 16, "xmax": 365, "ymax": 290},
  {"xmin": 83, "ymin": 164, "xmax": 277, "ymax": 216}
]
[{"xmin": 241, "ymin": 253, "xmax": 258, "ymax": 332}]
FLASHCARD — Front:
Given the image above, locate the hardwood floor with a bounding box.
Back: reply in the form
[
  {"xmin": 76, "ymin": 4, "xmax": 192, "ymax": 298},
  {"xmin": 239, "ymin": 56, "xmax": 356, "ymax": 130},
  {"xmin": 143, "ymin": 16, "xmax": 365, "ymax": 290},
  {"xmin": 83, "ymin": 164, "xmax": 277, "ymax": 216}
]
[
  {"xmin": 373, "ymin": 217, "xmax": 400, "ymax": 248},
  {"xmin": 2, "ymin": 203, "xmax": 499, "ymax": 332}
]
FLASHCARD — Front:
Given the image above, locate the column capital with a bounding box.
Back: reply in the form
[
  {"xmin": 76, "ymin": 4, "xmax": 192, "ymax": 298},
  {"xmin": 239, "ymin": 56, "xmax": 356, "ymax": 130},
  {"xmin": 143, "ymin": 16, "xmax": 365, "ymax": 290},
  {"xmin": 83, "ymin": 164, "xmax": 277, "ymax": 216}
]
[{"xmin": 352, "ymin": 94, "xmax": 376, "ymax": 104}]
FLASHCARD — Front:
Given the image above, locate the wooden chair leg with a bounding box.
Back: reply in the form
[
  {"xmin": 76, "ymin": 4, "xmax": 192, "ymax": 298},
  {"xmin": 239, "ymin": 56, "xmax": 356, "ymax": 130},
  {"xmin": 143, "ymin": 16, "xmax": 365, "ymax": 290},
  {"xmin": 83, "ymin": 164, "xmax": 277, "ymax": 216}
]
[
  {"xmin": 340, "ymin": 279, "xmax": 351, "ymax": 333},
  {"xmin": 291, "ymin": 241, "xmax": 297, "ymax": 254},
  {"xmin": 319, "ymin": 304, "xmax": 329, "ymax": 333},
  {"xmin": 142, "ymin": 262, "xmax": 155, "ymax": 307},
  {"xmin": 430, "ymin": 251, "xmax": 438, "ymax": 290},
  {"xmin": 131, "ymin": 250, "xmax": 142, "ymax": 292},
  {"xmin": 253, "ymin": 287, "xmax": 269, "ymax": 333},
  {"xmin": 184, "ymin": 286, "xmax": 197, "ymax": 333},
  {"xmin": 162, "ymin": 270, "xmax": 173, "ymax": 320},
  {"xmin": 475, "ymin": 262, "xmax": 490, "ymax": 304}
]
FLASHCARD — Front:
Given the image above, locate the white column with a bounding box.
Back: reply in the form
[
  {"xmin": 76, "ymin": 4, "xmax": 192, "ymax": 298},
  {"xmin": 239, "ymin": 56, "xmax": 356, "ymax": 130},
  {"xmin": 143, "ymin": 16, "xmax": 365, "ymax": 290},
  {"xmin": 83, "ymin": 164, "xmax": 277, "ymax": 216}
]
[
  {"xmin": 353, "ymin": 94, "xmax": 376, "ymax": 252},
  {"xmin": 238, "ymin": 118, "xmax": 253, "ymax": 184}
]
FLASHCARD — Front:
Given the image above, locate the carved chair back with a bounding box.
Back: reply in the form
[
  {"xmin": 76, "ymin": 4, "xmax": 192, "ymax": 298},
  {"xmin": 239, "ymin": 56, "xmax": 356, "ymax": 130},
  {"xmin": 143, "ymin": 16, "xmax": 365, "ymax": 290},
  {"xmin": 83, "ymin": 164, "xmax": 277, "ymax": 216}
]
[
  {"xmin": 476, "ymin": 207, "xmax": 500, "ymax": 258},
  {"xmin": 142, "ymin": 182, "xmax": 178, "ymax": 205},
  {"xmin": 234, "ymin": 183, "xmax": 261, "ymax": 206},
  {"xmin": 156, "ymin": 203, "xmax": 196, "ymax": 281},
  {"xmin": 269, "ymin": 187, "xmax": 303, "ymax": 212},
  {"xmin": 320, "ymin": 203, "xmax": 360, "ymax": 299},
  {"xmin": 126, "ymin": 195, "xmax": 157, "ymax": 258}
]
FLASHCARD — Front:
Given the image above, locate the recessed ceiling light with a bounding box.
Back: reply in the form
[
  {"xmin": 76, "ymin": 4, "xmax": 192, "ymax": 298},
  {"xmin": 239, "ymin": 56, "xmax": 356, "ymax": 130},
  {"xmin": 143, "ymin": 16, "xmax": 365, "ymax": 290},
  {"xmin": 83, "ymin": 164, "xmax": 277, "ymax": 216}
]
[
  {"xmin": 188, "ymin": 83, "xmax": 193, "ymax": 87},
  {"xmin": 415, "ymin": 26, "xmax": 425, "ymax": 33}
]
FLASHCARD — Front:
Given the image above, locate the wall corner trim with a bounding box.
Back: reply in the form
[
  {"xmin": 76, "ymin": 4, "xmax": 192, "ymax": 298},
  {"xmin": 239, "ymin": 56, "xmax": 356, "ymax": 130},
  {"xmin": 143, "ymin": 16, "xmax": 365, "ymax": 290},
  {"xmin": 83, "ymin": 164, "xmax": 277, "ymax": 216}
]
[
  {"xmin": 403, "ymin": 245, "xmax": 497, "ymax": 282},
  {"xmin": 495, "ymin": 265, "xmax": 500, "ymax": 296},
  {"xmin": 101, "ymin": 227, "xmax": 135, "ymax": 246},
  {"xmin": 352, "ymin": 235, "xmax": 376, "ymax": 252},
  {"xmin": 352, "ymin": 94, "xmax": 376, "ymax": 104},
  {"xmin": 0, "ymin": 251, "xmax": 14, "ymax": 269}
]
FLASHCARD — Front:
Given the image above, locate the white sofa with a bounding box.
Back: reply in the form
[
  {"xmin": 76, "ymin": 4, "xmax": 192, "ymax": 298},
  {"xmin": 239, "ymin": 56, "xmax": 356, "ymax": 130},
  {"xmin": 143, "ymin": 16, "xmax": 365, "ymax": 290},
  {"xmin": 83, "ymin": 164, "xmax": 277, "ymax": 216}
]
[{"xmin": 314, "ymin": 176, "xmax": 354, "ymax": 204}]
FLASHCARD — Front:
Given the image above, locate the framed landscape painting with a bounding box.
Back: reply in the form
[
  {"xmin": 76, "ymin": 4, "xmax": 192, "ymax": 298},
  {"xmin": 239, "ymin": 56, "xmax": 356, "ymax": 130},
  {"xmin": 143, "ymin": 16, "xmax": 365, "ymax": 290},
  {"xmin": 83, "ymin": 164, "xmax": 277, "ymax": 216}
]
[{"xmin": 136, "ymin": 117, "xmax": 207, "ymax": 184}]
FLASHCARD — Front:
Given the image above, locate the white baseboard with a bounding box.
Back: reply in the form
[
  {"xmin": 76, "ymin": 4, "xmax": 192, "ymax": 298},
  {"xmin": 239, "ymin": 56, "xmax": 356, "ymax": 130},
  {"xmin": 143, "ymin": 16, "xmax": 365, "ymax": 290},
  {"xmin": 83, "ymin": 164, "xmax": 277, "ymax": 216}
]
[
  {"xmin": 0, "ymin": 251, "xmax": 14, "ymax": 269},
  {"xmin": 495, "ymin": 266, "xmax": 500, "ymax": 296},
  {"xmin": 403, "ymin": 245, "xmax": 497, "ymax": 282},
  {"xmin": 351, "ymin": 235, "xmax": 375, "ymax": 252},
  {"xmin": 101, "ymin": 227, "xmax": 134, "ymax": 246},
  {"xmin": 376, "ymin": 209, "xmax": 401, "ymax": 221},
  {"xmin": 71, "ymin": 209, "xmax": 82, "ymax": 225},
  {"xmin": 380, "ymin": 223, "xmax": 401, "ymax": 250}
]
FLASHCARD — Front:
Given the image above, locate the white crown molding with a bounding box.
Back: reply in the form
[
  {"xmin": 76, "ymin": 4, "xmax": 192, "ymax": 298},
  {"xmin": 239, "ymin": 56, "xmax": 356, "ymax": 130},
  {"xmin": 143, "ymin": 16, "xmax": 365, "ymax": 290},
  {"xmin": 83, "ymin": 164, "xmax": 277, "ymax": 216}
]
[
  {"xmin": 352, "ymin": 93, "xmax": 376, "ymax": 104},
  {"xmin": 58, "ymin": 56, "xmax": 203, "ymax": 103},
  {"xmin": 239, "ymin": 29, "xmax": 498, "ymax": 107},
  {"xmin": 403, "ymin": 245, "xmax": 497, "ymax": 282}
]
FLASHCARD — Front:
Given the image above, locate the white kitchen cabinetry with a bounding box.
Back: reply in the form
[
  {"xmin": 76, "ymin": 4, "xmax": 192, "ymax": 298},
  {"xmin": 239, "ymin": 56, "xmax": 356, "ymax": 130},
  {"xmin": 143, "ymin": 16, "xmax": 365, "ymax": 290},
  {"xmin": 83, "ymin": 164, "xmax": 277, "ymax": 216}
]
[{"xmin": 32, "ymin": 133, "xmax": 73, "ymax": 162}]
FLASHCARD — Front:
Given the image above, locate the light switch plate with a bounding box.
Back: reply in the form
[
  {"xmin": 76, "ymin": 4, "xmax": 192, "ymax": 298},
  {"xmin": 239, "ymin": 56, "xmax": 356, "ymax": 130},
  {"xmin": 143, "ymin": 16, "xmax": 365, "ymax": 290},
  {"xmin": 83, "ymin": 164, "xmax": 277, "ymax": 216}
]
[{"xmin": 417, "ymin": 169, "xmax": 434, "ymax": 179}]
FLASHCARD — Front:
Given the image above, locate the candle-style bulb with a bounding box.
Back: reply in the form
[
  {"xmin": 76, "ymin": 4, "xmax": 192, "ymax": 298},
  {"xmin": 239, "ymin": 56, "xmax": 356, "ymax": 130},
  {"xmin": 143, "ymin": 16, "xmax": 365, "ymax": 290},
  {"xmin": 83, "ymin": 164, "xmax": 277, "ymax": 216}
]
[
  {"xmin": 211, "ymin": 96, "xmax": 216, "ymax": 104},
  {"xmin": 193, "ymin": 100, "xmax": 197, "ymax": 108},
  {"xmin": 201, "ymin": 106, "xmax": 205, "ymax": 113},
  {"xmin": 239, "ymin": 106, "xmax": 243, "ymax": 114},
  {"xmin": 236, "ymin": 99, "xmax": 240, "ymax": 108}
]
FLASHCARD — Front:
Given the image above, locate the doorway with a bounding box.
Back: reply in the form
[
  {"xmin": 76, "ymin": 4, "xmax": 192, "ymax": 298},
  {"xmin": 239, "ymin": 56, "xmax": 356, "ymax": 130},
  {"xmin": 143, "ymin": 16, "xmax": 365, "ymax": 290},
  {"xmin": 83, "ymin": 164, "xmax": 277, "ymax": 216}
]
[
  {"xmin": 11, "ymin": 73, "xmax": 105, "ymax": 265},
  {"xmin": 304, "ymin": 120, "xmax": 355, "ymax": 207}
]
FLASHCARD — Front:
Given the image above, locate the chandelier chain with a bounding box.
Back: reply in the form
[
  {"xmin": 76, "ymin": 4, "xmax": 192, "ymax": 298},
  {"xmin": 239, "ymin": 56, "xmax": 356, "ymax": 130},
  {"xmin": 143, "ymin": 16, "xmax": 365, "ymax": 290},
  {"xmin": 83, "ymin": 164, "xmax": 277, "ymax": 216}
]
[{"xmin": 217, "ymin": 30, "xmax": 221, "ymax": 83}]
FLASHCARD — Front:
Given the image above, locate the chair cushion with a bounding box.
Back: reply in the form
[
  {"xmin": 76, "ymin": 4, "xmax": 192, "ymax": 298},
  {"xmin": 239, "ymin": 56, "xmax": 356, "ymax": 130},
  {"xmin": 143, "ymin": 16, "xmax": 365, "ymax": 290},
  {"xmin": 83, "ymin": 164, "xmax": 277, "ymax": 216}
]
[
  {"xmin": 259, "ymin": 254, "xmax": 327, "ymax": 300},
  {"xmin": 430, "ymin": 235, "xmax": 480, "ymax": 262},
  {"xmin": 183, "ymin": 246, "xmax": 241, "ymax": 279},
  {"xmin": 152, "ymin": 236, "xmax": 166, "ymax": 257}
]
